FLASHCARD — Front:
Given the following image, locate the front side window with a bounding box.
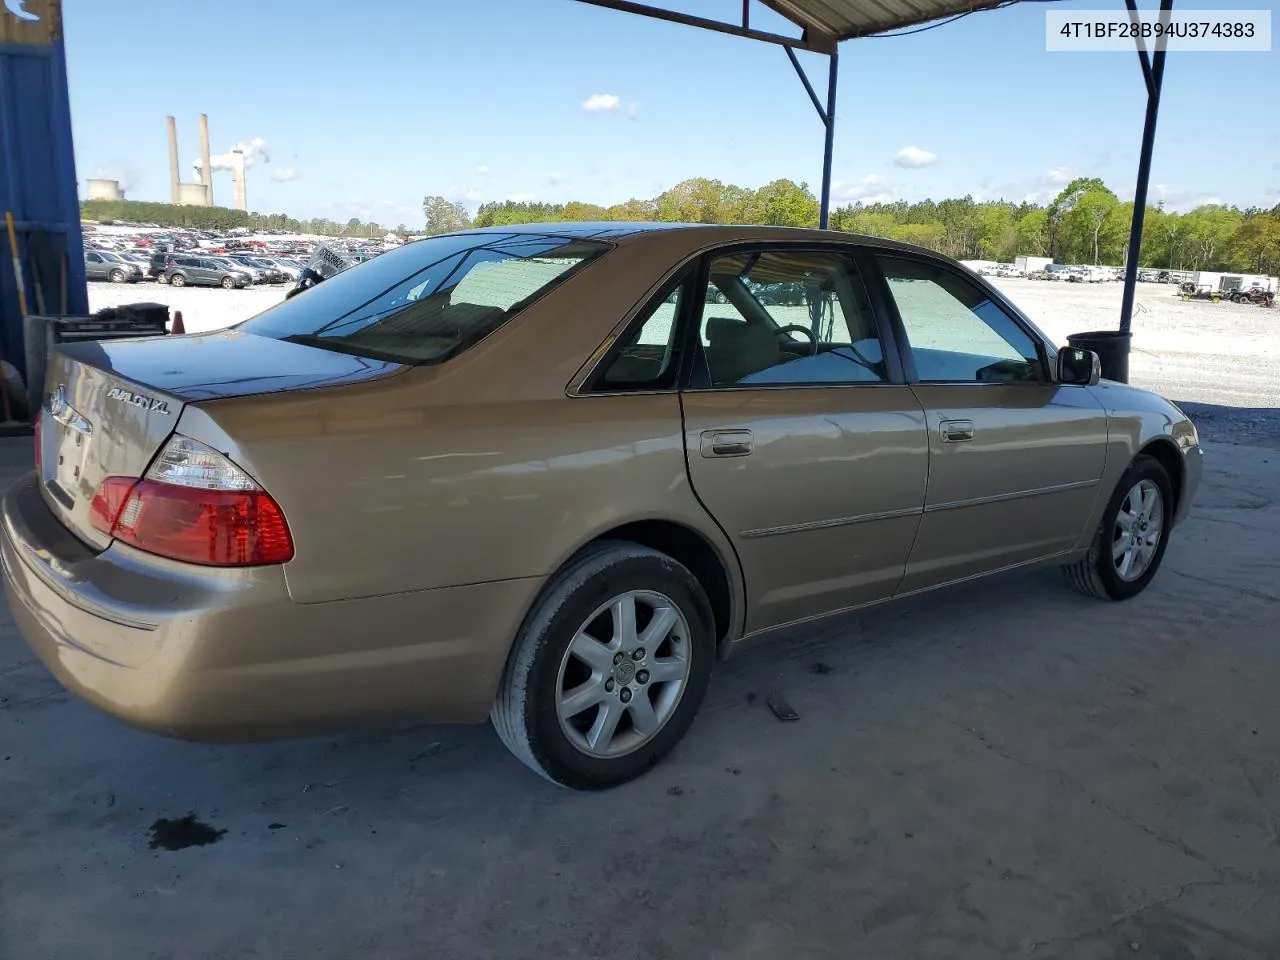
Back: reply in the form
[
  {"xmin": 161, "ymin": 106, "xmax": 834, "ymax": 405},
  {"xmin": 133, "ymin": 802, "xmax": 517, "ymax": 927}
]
[
  {"xmin": 239, "ymin": 233, "xmax": 608, "ymax": 365},
  {"xmin": 877, "ymin": 257, "xmax": 1043, "ymax": 383},
  {"xmin": 697, "ymin": 249, "xmax": 887, "ymax": 387}
]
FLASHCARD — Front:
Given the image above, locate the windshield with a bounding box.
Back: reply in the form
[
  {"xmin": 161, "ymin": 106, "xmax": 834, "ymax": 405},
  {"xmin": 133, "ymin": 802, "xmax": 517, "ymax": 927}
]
[{"xmin": 238, "ymin": 232, "xmax": 608, "ymax": 365}]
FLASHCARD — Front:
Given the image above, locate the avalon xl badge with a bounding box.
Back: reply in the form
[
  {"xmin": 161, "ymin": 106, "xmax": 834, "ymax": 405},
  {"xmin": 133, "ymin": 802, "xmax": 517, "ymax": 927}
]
[{"xmin": 107, "ymin": 386, "xmax": 171, "ymax": 415}]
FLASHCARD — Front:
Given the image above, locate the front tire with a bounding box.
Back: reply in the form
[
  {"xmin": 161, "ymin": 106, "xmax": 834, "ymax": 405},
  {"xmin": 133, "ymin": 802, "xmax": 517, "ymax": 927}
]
[
  {"xmin": 221, "ymin": 276, "xmax": 235, "ymax": 289},
  {"xmin": 109, "ymin": 269, "xmax": 127, "ymax": 283},
  {"xmin": 492, "ymin": 542, "xmax": 715, "ymax": 789},
  {"xmin": 1063, "ymin": 454, "xmax": 1173, "ymax": 601}
]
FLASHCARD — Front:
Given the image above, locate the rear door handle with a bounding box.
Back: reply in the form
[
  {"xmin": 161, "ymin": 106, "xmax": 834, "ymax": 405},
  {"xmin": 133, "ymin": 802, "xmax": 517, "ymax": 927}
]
[
  {"xmin": 940, "ymin": 419, "xmax": 975, "ymax": 443},
  {"xmin": 700, "ymin": 429, "xmax": 754, "ymax": 458}
]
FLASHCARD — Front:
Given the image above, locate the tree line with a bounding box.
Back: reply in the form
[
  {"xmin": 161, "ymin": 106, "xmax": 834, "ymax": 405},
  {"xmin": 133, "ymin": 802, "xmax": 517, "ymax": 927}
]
[
  {"xmin": 80, "ymin": 177, "xmax": 1280, "ymax": 276},
  {"xmin": 427, "ymin": 176, "xmax": 1280, "ymax": 275}
]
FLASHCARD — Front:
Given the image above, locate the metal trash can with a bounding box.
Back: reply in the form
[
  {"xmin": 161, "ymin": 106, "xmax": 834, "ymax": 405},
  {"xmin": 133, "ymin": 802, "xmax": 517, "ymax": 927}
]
[
  {"xmin": 1066, "ymin": 330, "xmax": 1131, "ymax": 383},
  {"xmin": 22, "ymin": 303, "xmax": 171, "ymax": 416}
]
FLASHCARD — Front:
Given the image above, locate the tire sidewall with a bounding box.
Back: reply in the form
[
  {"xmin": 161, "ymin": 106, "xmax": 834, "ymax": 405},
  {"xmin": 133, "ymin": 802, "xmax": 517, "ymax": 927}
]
[
  {"xmin": 520, "ymin": 551, "xmax": 715, "ymax": 789},
  {"xmin": 1094, "ymin": 455, "xmax": 1174, "ymax": 599}
]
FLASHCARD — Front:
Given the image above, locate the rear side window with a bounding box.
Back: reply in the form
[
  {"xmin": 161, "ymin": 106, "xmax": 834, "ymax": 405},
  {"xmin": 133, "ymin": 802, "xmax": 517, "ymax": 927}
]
[
  {"xmin": 239, "ymin": 233, "xmax": 609, "ymax": 365},
  {"xmin": 594, "ymin": 278, "xmax": 687, "ymax": 391}
]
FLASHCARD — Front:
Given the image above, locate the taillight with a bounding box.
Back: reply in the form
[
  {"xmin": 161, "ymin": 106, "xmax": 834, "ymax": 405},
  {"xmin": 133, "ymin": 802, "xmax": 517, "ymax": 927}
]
[{"xmin": 89, "ymin": 435, "xmax": 293, "ymax": 566}]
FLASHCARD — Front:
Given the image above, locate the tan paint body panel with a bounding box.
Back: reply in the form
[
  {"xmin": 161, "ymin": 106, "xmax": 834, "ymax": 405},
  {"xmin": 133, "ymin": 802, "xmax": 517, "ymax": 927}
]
[
  {"xmin": 680, "ymin": 385, "xmax": 927, "ymax": 632},
  {"xmin": 898, "ymin": 383, "xmax": 1110, "ymax": 592},
  {"xmin": 0, "ymin": 225, "xmax": 1204, "ymax": 741},
  {"xmin": 3, "ymin": 475, "xmax": 543, "ymax": 731}
]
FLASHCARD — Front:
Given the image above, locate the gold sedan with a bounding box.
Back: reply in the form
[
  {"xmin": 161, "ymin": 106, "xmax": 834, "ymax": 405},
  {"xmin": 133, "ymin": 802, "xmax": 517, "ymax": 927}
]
[{"xmin": 3, "ymin": 224, "xmax": 1202, "ymax": 788}]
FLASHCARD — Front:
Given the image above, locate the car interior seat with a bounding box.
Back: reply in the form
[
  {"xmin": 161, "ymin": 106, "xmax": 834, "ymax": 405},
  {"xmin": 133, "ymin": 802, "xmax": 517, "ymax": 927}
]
[{"xmin": 705, "ymin": 314, "xmax": 782, "ymax": 386}]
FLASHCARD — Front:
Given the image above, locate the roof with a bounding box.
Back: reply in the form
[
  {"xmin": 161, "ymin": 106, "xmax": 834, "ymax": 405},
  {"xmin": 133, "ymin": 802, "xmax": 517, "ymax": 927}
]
[
  {"xmin": 463, "ymin": 221, "xmax": 926, "ymax": 255},
  {"xmin": 572, "ymin": 0, "xmax": 1014, "ymax": 50},
  {"xmin": 761, "ymin": 0, "xmax": 1011, "ymax": 41}
]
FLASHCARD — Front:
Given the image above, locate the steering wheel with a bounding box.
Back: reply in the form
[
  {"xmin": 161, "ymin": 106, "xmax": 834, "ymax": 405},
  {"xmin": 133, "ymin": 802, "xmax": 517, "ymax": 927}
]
[{"xmin": 775, "ymin": 324, "xmax": 818, "ymax": 356}]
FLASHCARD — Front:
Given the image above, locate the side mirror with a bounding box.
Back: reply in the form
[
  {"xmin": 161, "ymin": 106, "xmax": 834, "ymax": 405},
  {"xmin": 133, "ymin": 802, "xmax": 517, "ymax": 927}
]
[{"xmin": 1057, "ymin": 346, "xmax": 1101, "ymax": 386}]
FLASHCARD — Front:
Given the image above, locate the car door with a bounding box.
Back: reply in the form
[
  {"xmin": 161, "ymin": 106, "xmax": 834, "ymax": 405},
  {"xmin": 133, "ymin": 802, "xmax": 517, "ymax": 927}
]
[
  {"xmin": 197, "ymin": 258, "xmax": 221, "ymax": 285},
  {"xmin": 84, "ymin": 253, "xmax": 105, "ymax": 280},
  {"xmin": 678, "ymin": 246, "xmax": 929, "ymax": 635},
  {"xmin": 870, "ymin": 254, "xmax": 1110, "ymax": 594}
]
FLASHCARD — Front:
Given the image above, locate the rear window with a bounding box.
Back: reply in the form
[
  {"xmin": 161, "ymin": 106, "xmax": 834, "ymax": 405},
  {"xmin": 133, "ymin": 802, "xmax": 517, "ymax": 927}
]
[{"xmin": 237, "ymin": 232, "xmax": 608, "ymax": 364}]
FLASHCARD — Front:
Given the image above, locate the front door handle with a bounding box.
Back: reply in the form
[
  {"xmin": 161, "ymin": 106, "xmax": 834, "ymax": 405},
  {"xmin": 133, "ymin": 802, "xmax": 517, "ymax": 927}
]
[
  {"xmin": 700, "ymin": 429, "xmax": 754, "ymax": 458},
  {"xmin": 940, "ymin": 419, "xmax": 975, "ymax": 443}
]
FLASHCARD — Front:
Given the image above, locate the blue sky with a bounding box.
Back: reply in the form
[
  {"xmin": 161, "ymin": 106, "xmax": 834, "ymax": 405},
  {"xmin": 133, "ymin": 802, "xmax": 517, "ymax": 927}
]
[{"xmin": 63, "ymin": 0, "xmax": 1278, "ymax": 225}]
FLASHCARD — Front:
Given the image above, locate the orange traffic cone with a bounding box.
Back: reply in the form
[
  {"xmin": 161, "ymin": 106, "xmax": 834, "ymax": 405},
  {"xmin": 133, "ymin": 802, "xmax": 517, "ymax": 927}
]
[{"xmin": 171, "ymin": 310, "xmax": 185, "ymax": 335}]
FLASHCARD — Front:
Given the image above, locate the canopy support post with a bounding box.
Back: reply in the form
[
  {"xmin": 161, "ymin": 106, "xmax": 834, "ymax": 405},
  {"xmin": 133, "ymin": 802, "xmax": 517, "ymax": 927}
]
[
  {"xmin": 1119, "ymin": 0, "xmax": 1172, "ymax": 335},
  {"xmin": 819, "ymin": 50, "xmax": 838, "ymax": 229},
  {"xmin": 786, "ymin": 47, "xmax": 839, "ymax": 229}
]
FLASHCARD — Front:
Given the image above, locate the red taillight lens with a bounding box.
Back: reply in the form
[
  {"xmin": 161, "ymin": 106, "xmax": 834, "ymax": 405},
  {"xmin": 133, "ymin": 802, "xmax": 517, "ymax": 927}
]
[
  {"xmin": 89, "ymin": 477, "xmax": 293, "ymax": 566},
  {"xmin": 90, "ymin": 476, "xmax": 139, "ymax": 534}
]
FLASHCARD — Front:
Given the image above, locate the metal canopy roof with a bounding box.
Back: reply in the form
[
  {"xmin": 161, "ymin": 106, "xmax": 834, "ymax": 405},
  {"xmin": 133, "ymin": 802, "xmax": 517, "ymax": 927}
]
[
  {"xmin": 574, "ymin": 0, "xmax": 1013, "ymax": 50},
  {"xmin": 760, "ymin": 0, "xmax": 1011, "ymax": 42}
]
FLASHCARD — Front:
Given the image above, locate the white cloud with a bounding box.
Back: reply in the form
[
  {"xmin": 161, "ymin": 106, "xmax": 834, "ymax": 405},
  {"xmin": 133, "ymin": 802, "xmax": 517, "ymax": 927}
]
[
  {"xmin": 507, "ymin": 193, "xmax": 537, "ymax": 202},
  {"xmin": 893, "ymin": 146, "xmax": 937, "ymax": 169},
  {"xmin": 832, "ymin": 174, "xmax": 895, "ymax": 204},
  {"xmin": 1047, "ymin": 166, "xmax": 1076, "ymax": 185},
  {"xmin": 272, "ymin": 166, "xmax": 299, "ymax": 183},
  {"xmin": 476, "ymin": 164, "xmax": 490, "ymax": 175},
  {"xmin": 548, "ymin": 172, "xmax": 567, "ymax": 186},
  {"xmin": 582, "ymin": 93, "xmax": 621, "ymax": 113},
  {"xmin": 628, "ymin": 102, "xmax": 641, "ymax": 121}
]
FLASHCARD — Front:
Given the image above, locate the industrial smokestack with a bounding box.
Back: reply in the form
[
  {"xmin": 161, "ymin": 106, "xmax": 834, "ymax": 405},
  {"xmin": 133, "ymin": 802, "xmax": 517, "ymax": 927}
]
[
  {"xmin": 198, "ymin": 114, "xmax": 213, "ymax": 206},
  {"xmin": 166, "ymin": 116, "xmax": 180, "ymax": 204},
  {"xmin": 231, "ymin": 150, "xmax": 247, "ymax": 212}
]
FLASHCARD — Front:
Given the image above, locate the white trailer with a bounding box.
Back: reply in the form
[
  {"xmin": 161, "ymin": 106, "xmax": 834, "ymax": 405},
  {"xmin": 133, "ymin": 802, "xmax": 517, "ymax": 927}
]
[
  {"xmin": 1015, "ymin": 255, "xmax": 1051, "ymax": 274},
  {"xmin": 1220, "ymin": 273, "xmax": 1277, "ymax": 294}
]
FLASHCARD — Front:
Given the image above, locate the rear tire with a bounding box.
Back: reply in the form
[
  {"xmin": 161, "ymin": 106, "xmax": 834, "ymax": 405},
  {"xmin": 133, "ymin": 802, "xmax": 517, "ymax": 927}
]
[
  {"xmin": 169, "ymin": 273, "xmax": 186, "ymax": 287},
  {"xmin": 492, "ymin": 542, "xmax": 715, "ymax": 790},
  {"xmin": 1063, "ymin": 454, "xmax": 1173, "ymax": 601}
]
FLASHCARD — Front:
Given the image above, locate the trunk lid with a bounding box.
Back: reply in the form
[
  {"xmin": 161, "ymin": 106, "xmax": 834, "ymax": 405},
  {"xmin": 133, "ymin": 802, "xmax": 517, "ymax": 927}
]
[{"xmin": 36, "ymin": 330, "xmax": 403, "ymax": 549}]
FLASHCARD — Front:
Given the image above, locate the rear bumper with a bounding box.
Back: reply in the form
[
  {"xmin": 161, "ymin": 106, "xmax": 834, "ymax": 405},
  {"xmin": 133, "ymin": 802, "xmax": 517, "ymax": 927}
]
[{"xmin": 2, "ymin": 473, "xmax": 541, "ymax": 740}]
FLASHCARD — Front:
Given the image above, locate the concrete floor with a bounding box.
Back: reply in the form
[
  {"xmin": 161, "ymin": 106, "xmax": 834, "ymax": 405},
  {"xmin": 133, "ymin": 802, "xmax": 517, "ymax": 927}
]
[{"xmin": 2, "ymin": 431, "xmax": 1278, "ymax": 960}]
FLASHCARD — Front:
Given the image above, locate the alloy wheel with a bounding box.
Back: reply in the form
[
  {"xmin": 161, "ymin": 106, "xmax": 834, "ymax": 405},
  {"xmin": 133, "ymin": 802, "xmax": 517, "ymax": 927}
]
[
  {"xmin": 1112, "ymin": 478, "xmax": 1164, "ymax": 582},
  {"xmin": 555, "ymin": 589, "xmax": 692, "ymax": 759}
]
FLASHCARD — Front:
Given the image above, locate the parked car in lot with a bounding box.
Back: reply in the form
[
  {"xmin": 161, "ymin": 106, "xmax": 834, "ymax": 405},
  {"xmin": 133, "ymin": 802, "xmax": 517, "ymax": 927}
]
[
  {"xmin": 257, "ymin": 257, "xmax": 301, "ymax": 281},
  {"xmin": 227, "ymin": 255, "xmax": 285, "ymax": 284},
  {"xmin": 84, "ymin": 251, "xmax": 142, "ymax": 283},
  {"xmin": 162, "ymin": 255, "xmax": 251, "ymax": 289},
  {"xmin": 7, "ymin": 224, "xmax": 1202, "ymax": 789}
]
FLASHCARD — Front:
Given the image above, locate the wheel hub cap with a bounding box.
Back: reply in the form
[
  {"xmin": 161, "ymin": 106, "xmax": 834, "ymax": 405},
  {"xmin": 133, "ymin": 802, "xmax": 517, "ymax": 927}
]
[{"xmin": 614, "ymin": 661, "xmax": 636, "ymax": 685}]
